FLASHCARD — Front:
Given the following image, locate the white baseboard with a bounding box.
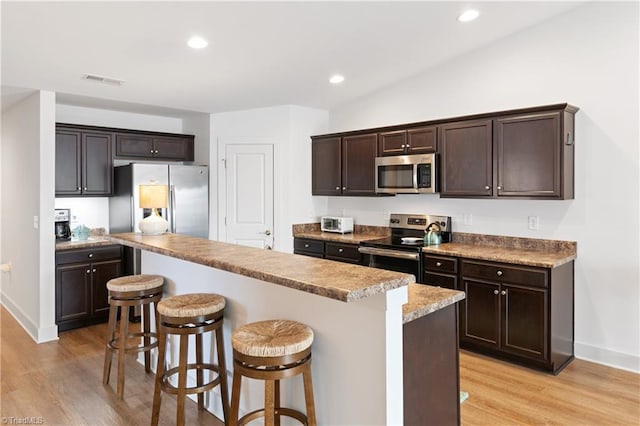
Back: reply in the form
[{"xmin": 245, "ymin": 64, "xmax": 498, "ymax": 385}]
[
  {"xmin": 575, "ymin": 342, "xmax": 640, "ymax": 374},
  {"xmin": 1, "ymin": 292, "xmax": 58, "ymax": 343}
]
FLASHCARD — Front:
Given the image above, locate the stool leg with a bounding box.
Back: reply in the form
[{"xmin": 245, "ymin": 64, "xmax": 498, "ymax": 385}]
[
  {"xmin": 102, "ymin": 303, "xmax": 118, "ymax": 385},
  {"xmin": 303, "ymin": 361, "xmax": 317, "ymax": 426},
  {"xmin": 151, "ymin": 322, "xmax": 166, "ymax": 426},
  {"xmin": 274, "ymin": 380, "xmax": 281, "ymax": 426},
  {"xmin": 195, "ymin": 332, "xmax": 204, "ymax": 410},
  {"xmin": 117, "ymin": 302, "xmax": 130, "ymax": 399},
  {"xmin": 230, "ymin": 363, "xmax": 242, "ymax": 426},
  {"xmin": 265, "ymin": 379, "xmax": 275, "ymax": 426},
  {"xmin": 215, "ymin": 326, "xmax": 230, "ymax": 423},
  {"xmin": 143, "ymin": 302, "xmax": 151, "ymax": 372},
  {"xmin": 176, "ymin": 334, "xmax": 189, "ymax": 426}
]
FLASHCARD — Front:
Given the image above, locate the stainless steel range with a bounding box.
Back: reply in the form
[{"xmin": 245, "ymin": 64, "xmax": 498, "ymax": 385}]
[{"xmin": 358, "ymin": 213, "xmax": 451, "ymax": 283}]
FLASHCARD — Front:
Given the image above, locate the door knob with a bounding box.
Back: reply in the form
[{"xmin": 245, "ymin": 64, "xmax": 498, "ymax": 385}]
[
  {"xmin": 493, "ymin": 289, "xmax": 499, "ymax": 295},
  {"xmin": 261, "ymin": 230, "xmax": 272, "ymax": 236},
  {"xmin": 264, "ymin": 244, "xmax": 273, "ymax": 250}
]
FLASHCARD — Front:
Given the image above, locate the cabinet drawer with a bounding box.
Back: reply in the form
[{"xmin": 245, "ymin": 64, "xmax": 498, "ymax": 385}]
[
  {"xmin": 424, "ymin": 255, "xmax": 457, "ymax": 274},
  {"xmin": 462, "ymin": 260, "xmax": 548, "ymax": 288},
  {"xmin": 56, "ymin": 245, "xmax": 122, "ymax": 266},
  {"xmin": 293, "ymin": 238, "xmax": 324, "ymax": 255},
  {"xmin": 422, "ymin": 272, "xmax": 457, "ymax": 290},
  {"xmin": 325, "ymin": 242, "xmax": 360, "ymax": 263}
]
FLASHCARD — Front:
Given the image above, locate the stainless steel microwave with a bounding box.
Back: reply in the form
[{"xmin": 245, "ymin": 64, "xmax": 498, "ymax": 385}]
[{"xmin": 375, "ymin": 153, "xmax": 437, "ymax": 194}]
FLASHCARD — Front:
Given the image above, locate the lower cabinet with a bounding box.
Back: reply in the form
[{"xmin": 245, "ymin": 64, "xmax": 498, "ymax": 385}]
[
  {"xmin": 293, "ymin": 238, "xmax": 361, "ymax": 264},
  {"xmin": 458, "ymin": 258, "xmax": 574, "ymax": 374},
  {"xmin": 55, "ymin": 245, "xmax": 123, "ymax": 331},
  {"xmin": 423, "ymin": 254, "xmax": 458, "ymax": 289}
]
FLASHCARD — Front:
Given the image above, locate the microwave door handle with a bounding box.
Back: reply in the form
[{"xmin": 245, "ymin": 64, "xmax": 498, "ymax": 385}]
[{"xmin": 413, "ymin": 163, "xmax": 419, "ymax": 190}]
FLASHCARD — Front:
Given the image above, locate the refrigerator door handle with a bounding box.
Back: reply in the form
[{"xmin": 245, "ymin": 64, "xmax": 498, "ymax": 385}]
[{"xmin": 170, "ymin": 185, "xmax": 176, "ymax": 233}]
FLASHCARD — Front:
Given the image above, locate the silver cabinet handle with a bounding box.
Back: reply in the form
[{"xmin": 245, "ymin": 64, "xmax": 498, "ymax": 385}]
[
  {"xmin": 335, "ymin": 186, "xmax": 340, "ymax": 190},
  {"xmin": 436, "ymin": 262, "xmax": 442, "ymax": 267},
  {"xmin": 338, "ymin": 248, "xmax": 344, "ymax": 253},
  {"xmin": 92, "ymin": 268, "xmax": 96, "ymax": 273},
  {"xmin": 497, "ymin": 186, "xmax": 503, "ymax": 190},
  {"xmin": 88, "ymin": 254, "xmax": 93, "ymax": 258},
  {"xmin": 497, "ymin": 270, "xmax": 503, "ymax": 276},
  {"xmin": 150, "ymin": 150, "xmax": 154, "ymax": 153},
  {"xmin": 84, "ymin": 187, "xmax": 87, "ymax": 191},
  {"xmin": 401, "ymin": 144, "xmax": 406, "ymax": 148},
  {"xmin": 342, "ymin": 186, "xmax": 346, "ymax": 191},
  {"xmin": 77, "ymin": 187, "xmax": 81, "ymax": 190},
  {"xmin": 86, "ymin": 269, "xmax": 91, "ymax": 274},
  {"xmin": 493, "ymin": 289, "xmax": 499, "ymax": 295},
  {"xmin": 501, "ymin": 290, "xmax": 507, "ymax": 296},
  {"xmin": 485, "ymin": 185, "xmax": 490, "ymax": 190},
  {"xmin": 304, "ymin": 244, "xmax": 310, "ymax": 248}
]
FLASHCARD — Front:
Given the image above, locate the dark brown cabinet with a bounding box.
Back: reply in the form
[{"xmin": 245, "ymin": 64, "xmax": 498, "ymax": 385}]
[
  {"xmin": 440, "ymin": 105, "xmax": 577, "ymax": 199},
  {"xmin": 458, "ymin": 259, "xmax": 574, "ymax": 373},
  {"xmin": 439, "ymin": 119, "xmax": 493, "ymax": 197},
  {"xmin": 379, "ymin": 126, "xmax": 437, "ymax": 156},
  {"xmin": 55, "ymin": 126, "xmax": 113, "ymax": 196},
  {"xmin": 115, "ymin": 133, "xmax": 194, "ymax": 161},
  {"xmin": 293, "ymin": 238, "xmax": 360, "ymax": 264},
  {"xmin": 423, "ymin": 254, "xmax": 458, "ymax": 289},
  {"xmin": 55, "ymin": 245, "xmax": 123, "ymax": 331},
  {"xmin": 311, "ymin": 134, "xmax": 378, "ymax": 196}
]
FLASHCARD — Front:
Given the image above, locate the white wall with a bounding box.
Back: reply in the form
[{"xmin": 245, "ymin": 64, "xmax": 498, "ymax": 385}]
[
  {"xmin": 325, "ymin": 2, "xmax": 639, "ymax": 372},
  {"xmin": 182, "ymin": 113, "xmax": 211, "ymax": 166},
  {"xmin": 55, "ymin": 104, "xmax": 183, "ymax": 133},
  {"xmin": 1, "ymin": 90, "xmax": 57, "ymax": 342},
  {"xmin": 54, "ymin": 197, "xmax": 110, "ymax": 231},
  {"xmin": 210, "ymin": 105, "xmax": 328, "ymax": 251}
]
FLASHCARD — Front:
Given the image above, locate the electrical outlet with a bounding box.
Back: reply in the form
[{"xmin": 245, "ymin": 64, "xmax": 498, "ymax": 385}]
[
  {"xmin": 463, "ymin": 214, "xmax": 473, "ymax": 226},
  {"xmin": 33, "ymin": 215, "xmax": 39, "ymax": 229},
  {"xmin": 528, "ymin": 216, "xmax": 539, "ymax": 230}
]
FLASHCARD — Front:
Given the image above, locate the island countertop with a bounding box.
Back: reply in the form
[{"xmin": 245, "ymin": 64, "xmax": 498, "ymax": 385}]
[
  {"xmin": 107, "ymin": 232, "xmax": 414, "ymax": 302},
  {"xmin": 403, "ymin": 284, "xmax": 465, "ymax": 324}
]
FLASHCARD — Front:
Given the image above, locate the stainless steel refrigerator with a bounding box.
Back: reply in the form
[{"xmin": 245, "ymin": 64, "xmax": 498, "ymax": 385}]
[{"xmin": 109, "ymin": 163, "xmax": 209, "ymax": 274}]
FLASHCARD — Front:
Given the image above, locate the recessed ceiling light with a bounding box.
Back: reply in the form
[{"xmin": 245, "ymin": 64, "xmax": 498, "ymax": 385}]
[
  {"xmin": 329, "ymin": 74, "xmax": 345, "ymax": 84},
  {"xmin": 458, "ymin": 9, "xmax": 479, "ymax": 23},
  {"xmin": 187, "ymin": 36, "xmax": 208, "ymax": 49}
]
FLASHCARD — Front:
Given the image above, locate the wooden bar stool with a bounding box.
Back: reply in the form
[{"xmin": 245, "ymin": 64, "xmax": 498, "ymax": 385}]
[
  {"xmin": 151, "ymin": 293, "xmax": 230, "ymax": 426},
  {"xmin": 102, "ymin": 274, "xmax": 164, "ymax": 400},
  {"xmin": 230, "ymin": 319, "xmax": 316, "ymax": 426}
]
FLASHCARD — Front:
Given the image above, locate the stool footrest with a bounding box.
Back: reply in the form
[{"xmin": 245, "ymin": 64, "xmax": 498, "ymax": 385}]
[
  {"xmin": 238, "ymin": 407, "xmax": 308, "ymax": 426},
  {"xmin": 160, "ymin": 363, "xmax": 225, "ymax": 396},
  {"xmin": 107, "ymin": 331, "xmax": 158, "ymax": 353}
]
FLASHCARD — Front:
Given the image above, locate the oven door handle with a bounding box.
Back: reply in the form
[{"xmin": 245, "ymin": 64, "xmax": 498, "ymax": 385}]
[{"xmin": 358, "ymin": 246, "xmax": 420, "ymax": 261}]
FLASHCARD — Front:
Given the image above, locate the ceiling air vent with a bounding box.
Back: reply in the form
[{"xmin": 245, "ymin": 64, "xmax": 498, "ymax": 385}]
[{"xmin": 81, "ymin": 74, "xmax": 125, "ymax": 86}]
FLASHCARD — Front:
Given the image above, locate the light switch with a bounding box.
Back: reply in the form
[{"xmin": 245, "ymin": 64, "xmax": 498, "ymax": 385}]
[{"xmin": 33, "ymin": 215, "xmax": 39, "ymax": 229}]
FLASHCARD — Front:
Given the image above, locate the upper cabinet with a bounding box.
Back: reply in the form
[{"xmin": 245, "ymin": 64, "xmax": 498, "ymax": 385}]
[
  {"xmin": 55, "ymin": 126, "xmax": 113, "ymax": 196},
  {"xmin": 379, "ymin": 126, "xmax": 437, "ymax": 156},
  {"xmin": 439, "ymin": 105, "xmax": 577, "ymax": 199},
  {"xmin": 115, "ymin": 133, "xmax": 194, "ymax": 161},
  {"xmin": 312, "ymin": 133, "xmax": 378, "ymax": 196},
  {"xmin": 311, "ymin": 103, "xmax": 578, "ymax": 200}
]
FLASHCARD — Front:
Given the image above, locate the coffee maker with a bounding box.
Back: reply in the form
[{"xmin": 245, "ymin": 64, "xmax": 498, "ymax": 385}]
[{"xmin": 55, "ymin": 209, "xmax": 71, "ymax": 241}]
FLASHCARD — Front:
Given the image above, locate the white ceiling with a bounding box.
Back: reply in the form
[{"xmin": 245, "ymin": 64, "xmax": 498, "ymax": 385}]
[{"xmin": 1, "ymin": 1, "xmax": 583, "ymax": 116}]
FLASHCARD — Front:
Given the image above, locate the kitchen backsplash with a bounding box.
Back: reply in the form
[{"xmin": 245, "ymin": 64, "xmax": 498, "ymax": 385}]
[{"xmin": 54, "ymin": 197, "xmax": 110, "ymax": 231}]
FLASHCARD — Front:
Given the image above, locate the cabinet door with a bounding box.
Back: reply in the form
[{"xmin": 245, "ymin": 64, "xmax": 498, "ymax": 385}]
[
  {"xmin": 325, "ymin": 242, "xmax": 360, "ymax": 264},
  {"xmin": 311, "ymin": 137, "xmax": 341, "ymax": 195},
  {"xmin": 495, "ymin": 112, "xmax": 562, "ymax": 198},
  {"xmin": 407, "ymin": 126, "xmax": 437, "ymax": 153},
  {"xmin": 55, "ymin": 129, "xmax": 82, "ymax": 195},
  {"xmin": 501, "ymin": 284, "xmax": 548, "ymax": 360},
  {"xmin": 91, "ymin": 259, "xmax": 122, "ymax": 318},
  {"xmin": 439, "ymin": 119, "xmax": 493, "ymax": 197},
  {"xmin": 82, "ymin": 131, "xmax": 113, "ymax": 195},
  {"xmin": 460, "ymin": 279, "xmax": 500, "ymax": 348},
  {"xmin": 56, "ymin": 263, "xmax": 91, "ymax": 322},
  {"xmin": 342, "ymin": 133, "xmax": 378, "ymax": 195},
  {"xmin": 115, "ymin": 133, "xmax": 154, "ymax": 158},
  {"xmin": 152, "ymin": 136, "xmax": 193, "ymax": 160},
  {"xmin": 379, "ymin": 130, "xmax": 407, "ymax": 156}
]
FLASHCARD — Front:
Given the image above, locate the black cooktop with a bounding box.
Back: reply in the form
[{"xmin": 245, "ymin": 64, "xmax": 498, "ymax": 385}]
[{"xmin": 361, "ymin": 234, "xmax": 427, "ymax": 251}]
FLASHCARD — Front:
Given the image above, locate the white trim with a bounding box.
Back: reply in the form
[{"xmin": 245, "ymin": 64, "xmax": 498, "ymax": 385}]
[
  {"xmin": 575, "ymin": 342, "xmax": 640, "ymax": 374},
  {"xmin": 1, "ymin": 292, "xmax": 58, "ymax": 343}
]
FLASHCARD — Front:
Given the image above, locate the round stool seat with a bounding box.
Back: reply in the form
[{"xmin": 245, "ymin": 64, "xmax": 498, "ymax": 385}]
[
  {"xmin": 107, "ymin": 274, "xmax": 164, "ymax": 292},
  {"xmin": 232, "ymin": 320, "xmax": 314, "ymax": 358},
  {"xmin": 157, "ymin": 293, "xmax": 225, "ymax": 318}
]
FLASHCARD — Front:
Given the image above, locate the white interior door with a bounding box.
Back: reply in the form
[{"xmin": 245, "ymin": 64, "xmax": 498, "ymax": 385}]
[{"xmin": 224, "ymin": 144, "xmax": 274, "ymax": 248}]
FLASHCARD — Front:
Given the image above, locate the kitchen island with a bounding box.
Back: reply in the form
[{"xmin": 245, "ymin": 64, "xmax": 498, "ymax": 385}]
[{"xmin": 108, "ymin": 232, "xmax": 463, "ymax": 425}]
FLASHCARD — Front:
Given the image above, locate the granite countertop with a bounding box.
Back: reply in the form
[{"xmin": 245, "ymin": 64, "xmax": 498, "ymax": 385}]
[
  {"xmin": 107, "ymin": 233, "xmax": 414, "ymax": 303},
  {"xmin": 294, "ymin": 231, "xmax": 386, "ymax": 244},
  {"xmin": 55, "ymin": 237, "xmax": 116, "ymax": 251},
  {"xmin": 422, "ymin": 243, "xmax": 575, "ymax": 268},
  {"xmin": 403, "ymin": 284, "xmax": 465, "ymax": 324}
]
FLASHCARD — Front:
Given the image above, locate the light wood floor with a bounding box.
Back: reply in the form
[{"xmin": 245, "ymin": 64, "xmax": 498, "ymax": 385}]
[{"xmin": 2, "ymin": 307, "xmax": 639, "ymax": 425}]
